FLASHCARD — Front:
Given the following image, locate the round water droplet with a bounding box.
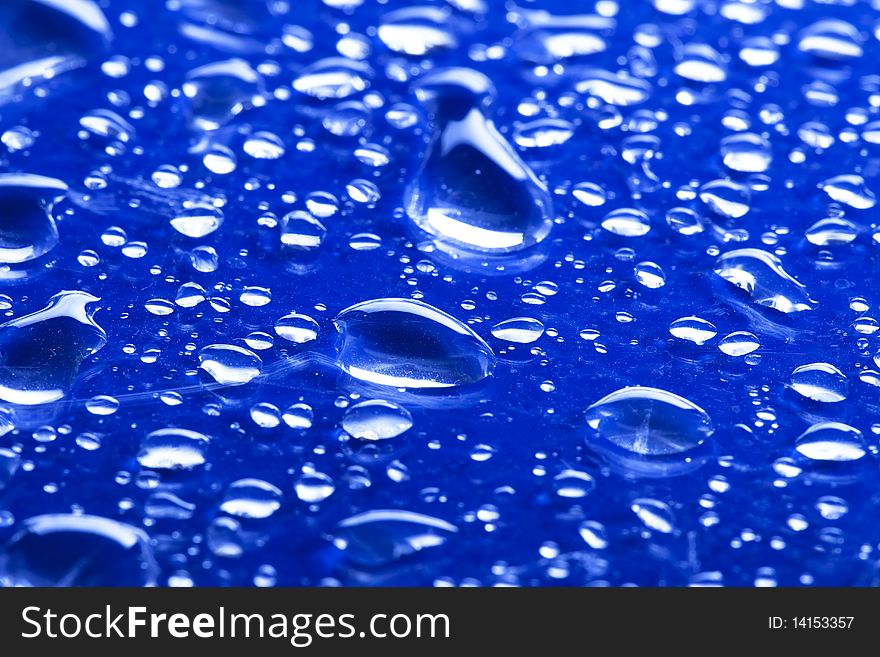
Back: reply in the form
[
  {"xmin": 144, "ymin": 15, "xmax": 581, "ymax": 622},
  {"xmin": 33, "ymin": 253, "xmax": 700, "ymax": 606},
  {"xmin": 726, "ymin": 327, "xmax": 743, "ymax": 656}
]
[
  {"xmin": 666, "ymin": 207, "xmax": 704, "ymax": 235},
  {"xmin": 805, "ymin": 217, "xmax": 858, "ymax": 246},
  {"xmin": 790, "ymin": 363, "xmax": 848, "ymax": 403},
  {"xmin": 199, "ymin": 344, "xmax": 262, "ymax": 385},
  {"xmin": 674, "ymin": 43, "xmax": 727, "ymax": 83},
  {"xmin": 294, "ymin": 471, "xmax": 335, "ymax": 503},
  {"xmin": 713, "ymin": 248, "xmax": 813, "ymax": 314},
  {"xmin": 137, "ymin": 428, "xmax": 210, "ymax": 470},
  {"xmin": 0, "ymin": 514, "xmax": 156, "ymax": 586},
  {"xmin": 796, "ymin": 422, "xmax": 866, "ymax": 462},
  {"xmin": 280, "ymin": 210, "xmax": 325, "ymax": 250},
  {"xmin": 554, "ymin": 469, "xmax": 595, "ymax": 498},
  {"xmin": 342, "ymin": 400, "xmax": 413, "ymax": 440},
  {"xmin": 700, "ymin": 179, "xmax": 751, "ymax": 219},
  {"xmin": 334, "ymin": 298, "xmax": 495, "ymax": 389},
  {"xmin": 377, "ymin": 6, "xmax": 456, "ymax": 56},
  {"xmin": 220, "ymin": 479, "xmax": 282, "ymax": 518},
  {"xmin": 586, "ymin": 386, "xmax": 713, "ymax": 456},
  {"xmin": 283, "ymin": 403, "xmax": 314, "ymax": 429},
  {"xmin": 798, "ymin": 19, "xmax": 864, "ymax": 60},
  {"xmin": 85, "ymin": 395, "xmax": 119, "ymax": 415},
  {"xmin": 634, "ymin": 261, "xmax": 665, "ymax": 288},
  {"xmin": 243, "ymin": 131, "xmax": 285, "ymax": 159},
  {"xmin": 293, "ymin": 57, "xmax": 372, "ymax": 100},
  {"xmin": 183, "ymin": 58, "xmax": 264, "ymax": 130},
  {"xmin": 720, "ymin": 133, "xmax": 771, "ymax": 173}
]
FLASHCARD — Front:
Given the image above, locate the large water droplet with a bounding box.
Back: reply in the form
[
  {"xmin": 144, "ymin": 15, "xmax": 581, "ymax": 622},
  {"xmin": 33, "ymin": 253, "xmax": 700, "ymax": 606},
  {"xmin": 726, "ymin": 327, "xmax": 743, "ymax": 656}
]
[
  {"xmin": 331, "ymin": 509, "xmax": 458, "ymax": 567},
  {"xmin": 404, "ymin": 68, "xmax": 553, "ymax": 254},
  {"xmin": 0, "ymin": 514, "xmax": 157, "ymax": 586},
  {"xmin": 0, "ymin": 173, "xmax": 66, "ymax": 265},
  {"xmin": 586, "ymin": 386, "xmax": 713, "ymax": 456},
  {"xmin": 796, "ymin": 422, "xmax": 866, "ymax": 461},
  {"xmin": 334, "ymin": 298, "xmax": 495, "ymax": 389},
  {"xmin": 0, "ymin": 0, "xmax": 112, "ymax": 93},
  {"xmin": 0, "ymin": 291, "xmax": 105, "ymax": 405},
  {"xmin": 713, "ymin": 248, "xmax": 813, "ymax": 314},
  {"xmin": 790, "ymin": 362, "xmax": 848, "ymax": 403}
]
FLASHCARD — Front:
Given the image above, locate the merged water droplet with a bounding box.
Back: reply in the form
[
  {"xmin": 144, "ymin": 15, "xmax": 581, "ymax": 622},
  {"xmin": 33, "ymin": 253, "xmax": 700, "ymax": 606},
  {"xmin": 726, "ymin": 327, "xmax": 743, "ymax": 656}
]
[
  {"xmin": 404, "ymin": 68, "xmax": 553, "ymax": 254},
  {"xmin": 0, "ymin": 291, "xmax": 105, "ymax": 405},
  {"xmin": 790, "ymin": 362, "xmax": 848, "ymax": 403},
  {"xmin": 331, "ymin": 509, "xmax": 458, "ymax": 567},
  {"xmin": 586, "ymin": 386, "xmax": 714, "ymax": 456},
  {"xmin": 0, "ymin": 514, "xmax": 157, "ymax": 586},
  {"xmin": 0, "ymin": 173, "xmax": 66, "ymax": 265},
  {"xmin": 713, "ymin": 248, "xmax": 813, "ymax": 313},
  {"xmin": 334, "ymin": 298, "xmax": 495, "ymax": 389}
]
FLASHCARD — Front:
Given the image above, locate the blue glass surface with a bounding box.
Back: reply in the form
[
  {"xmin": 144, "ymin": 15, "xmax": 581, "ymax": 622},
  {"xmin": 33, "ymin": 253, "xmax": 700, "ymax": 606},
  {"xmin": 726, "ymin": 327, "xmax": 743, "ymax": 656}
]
[{"xmin": 1, "ymin": 0, "xmax": 880, "ymax": 587}]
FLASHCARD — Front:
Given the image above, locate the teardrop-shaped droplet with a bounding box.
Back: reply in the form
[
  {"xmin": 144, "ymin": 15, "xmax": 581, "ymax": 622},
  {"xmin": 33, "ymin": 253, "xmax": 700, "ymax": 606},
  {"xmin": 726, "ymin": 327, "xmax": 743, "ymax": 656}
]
[
  {"xmin": 331, "ymin": 509, "xmax": 458, "ymax": 567},
  {"xmin": 137, "ymin": 427, "xmax": 210, "ymax": 470},
  {"xmin": 0, "ymin": 291, "xmax": 105, "ymax": 405},
  {"xmin": 586, "ymin": 386, "xmax": 714, "ymax": 456},
  {"xmin": 0, "ymin": 173, "xmax": 66, "ymax": 264},
  {"xmin": 790, "ymin": 362, "xmax": 848, "ymax": 403},
  {"xmin": 0, "ymin": 0, "xmax": 112, "ymax": 92},
  {"xmin": 713, "ymin": 248, "xmax": 813, "ymax": 314},
  {"xmin": 0, "ymin": 514, "xmax": 157, "ymax": 586},
  {"xmin": 404, "ymin": 68, "xmax": 553, "ymax": 254},
  {"xmin": 198, "ymin": 343, "xmax": 262, "ymax": 385},
  {"xmin": 341, "ymin": 399, "xmax": 413, "ymax": 440},
  {"xmin": 795, "ymin": 422, "xmax": 866, "ymax": 462},
  {"xmin": 334, "ymin": 298, "xmax": 495, "ymax": 389}
]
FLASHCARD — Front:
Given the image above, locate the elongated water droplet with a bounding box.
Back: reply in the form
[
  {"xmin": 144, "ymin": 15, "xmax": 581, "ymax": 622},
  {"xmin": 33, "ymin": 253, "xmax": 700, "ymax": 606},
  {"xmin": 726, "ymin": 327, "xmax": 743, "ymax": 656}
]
[
  {"xmin": 405, "ymin": 68, "xmax": 553, "ymax": 254},
  {"xmin": 669, "ymin": 316, "xmax": 717, "ymax": 345},
  {"xmin": 331, "ymin": 509, "xmax": 458, "ymax": 567},
  {"xmin": 796, "ymin": 422, "xmax": 865, "ymax": 461},
  {"xmin": 713, "ymin": 248, "xmax": 813, "ymax": 313},
  {"xmin": 790, "ymin": 362, "xmax": 848, "ymax": 402},
  {"xmin": 199, "ymin": 343, "xmax": 262, "ymax": 385},
  {"xmin": 220, "ymin": 479, "xmax": 282, "ymax": 518},
  {"xmin": 334, "ymin": 298, "xmax": 495, "ymax": 389},
  {"xmin": 378, "ymin": 6, "xmax": 456, "ymax": 56},
  {"xmin": 137, "ymin": 428, "xmax": 210, "ymax": 470},
  {"xmin": 586, "ymin": 386, "xmax": 713, "ymax": 456},
  {"xmin": 820, "ymin": 174, "xmax": 876, "ymax": 209},
  {"xmin": 0, "ymin": 291, "xmax": 105, "ymax": 404},
  {"xmin": 491, "ymin": 317, "xmax": 545, "ymax": 343}
]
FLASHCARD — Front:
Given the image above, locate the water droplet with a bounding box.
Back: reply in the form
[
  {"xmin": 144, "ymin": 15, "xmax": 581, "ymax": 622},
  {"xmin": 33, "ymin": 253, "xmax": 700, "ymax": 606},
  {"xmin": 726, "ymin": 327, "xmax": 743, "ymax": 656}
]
[
  {"xmin": 631, "ymin": 498, "xmax": 675, "ymax": 533},
  {"xmin": 171, "ymin": 203, "xmax": 224, "ymax": 238},
  {"xmin": 821, "ymin": 174, "xmax": 876, "ymax": 209},
  {"xmin": 491, "ymin": 317, "xmax": 544, "ymax": 344},
  {"xmin": 666, "ymin": 207, "xmax": 704, "ymax": 235},
  {"xmin": 334, "ymin": 298, "xmax": 495, "ymax": 389},
  {"xmin": 378, "ymin": 6, "xmax": 456, "ymax": 56},
  {"xmin": 293, "ymin": 57, "xmax": 371, "ymax": 100},
  {"xmin": 0, "ymin": 291, "xmax": 105, "ymax": 404},
  {"xmin": 513, "ymin": 118, "xmax": 575, "ymax": 148},
  {"xmin": 554, "ymin": 469, "xmax": 595, "ymax": 498},
  {"xmin": 137, "ymin": 428, "xmax": 210, "ymax": 470},
  {"xmin": 713, "ymin": 248, "xmax": 813, "ymax": 313},
  {"xmin": 796, "ymin": 422, "xmax": 865, "ymax": 461},
  {"xmin": 280, "ymin": 210, "xmax": 326, "ymax": 250},
  {"xmin": 601, "ymin": 207, "xmax": 651, "ymax": 236},
  {"xmin": 274, "ymin": 312, "xmax": 320, "ymax": 344},
  {"xmin": 199, "ymin": 344, "xmax": 262, "ymax": 385},
  {"xmin": 243, "ymin": 131, "xmax": 285, "ymax": 159},
  {"xmin": 572, "ymin": 181, "xmax": 607, "ymax": 207},
  {"xmin": 0, "ymin": 514, "xmax": 156, "ymax": 586},
  {"xmin": 586, "ymin": 386, "xmax": 714, "ymax": 456},
  {"xmin": 331, "ymin": 509, "xmax": 458, "ymax": 567},
  {"xmin": 0, "ymin": 173, "xmax": 66, "ymax": 265},
  {"xmin": 574, "ymin": 69, "xmax": 652, "ymax": 106},
  {"xmin": 283, "ymin": 403, "xmax": 314, "ymax": 429},
  {"xmin": 669, "ymin": 316, "xmax": 717, "ymax": 345},
  {"xmin": 790, "ymin": 362, "xmax": 848, "ymax": 403},
  {"xmin": 805, "ymin": 217, "xmax": 858, "ymax": 245},
  {"xmin": 183, "ymin": 58, "xmax": 264, "ymax": 130},
  {"xmin": 674, "ymin": 43, "xmax": 727, "ymax": 83},
  {"xmin": 717, "ymin": 331, "xmax": 759, "ymax": 356},
  {"xmin": 85, "ymin": 395, "xmax": 119, "ymax": 415},
  {"xmin": 720, "ymin": 133, "xmax": 772, "ymax": 173},
  {"xmin": 798, "ymin": 19, "xmax": 864, "ymax": 60},
  {"xmin": 294, "ymin": 471, "xmax": 335, "ymax": 503},
  {"xmin": 220, "ymin": 479, "xmax": 282, "ymax": 518},
  {"xmin": 634, "ymin": 261, "xmax": 666, "ymax": 288},
  {"xmin": 700, "ymin": 180, "xmax": 751, "ymax": 219},
  {"xmin": 405, "ymin": 68, "xmax": 553, "ymax": 254},
  {"xmin": 342, "ymin": 399, "xmax": 413, "ymax": 440}
]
